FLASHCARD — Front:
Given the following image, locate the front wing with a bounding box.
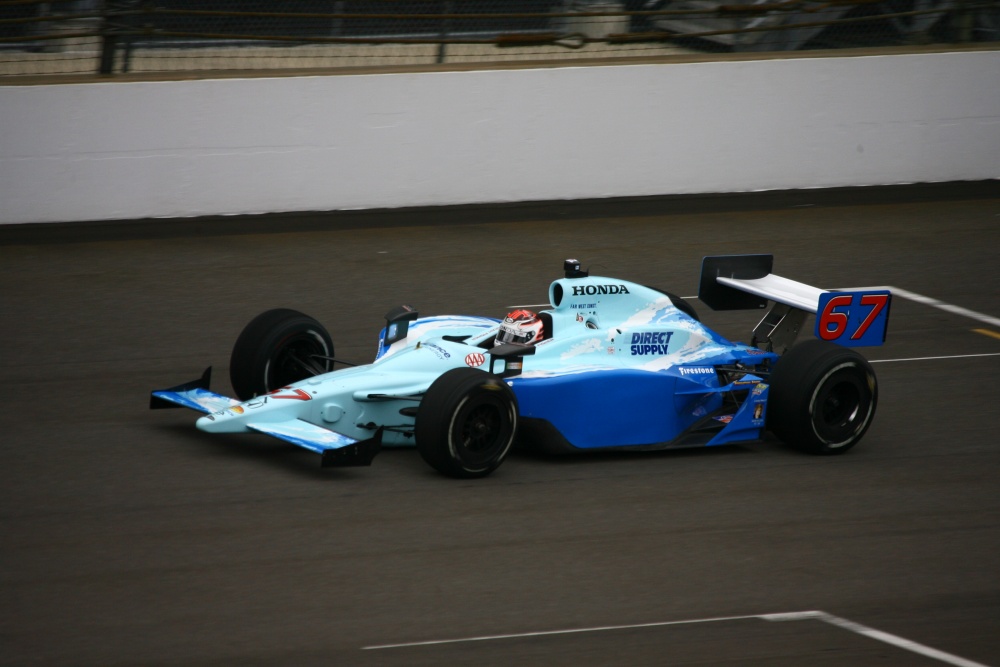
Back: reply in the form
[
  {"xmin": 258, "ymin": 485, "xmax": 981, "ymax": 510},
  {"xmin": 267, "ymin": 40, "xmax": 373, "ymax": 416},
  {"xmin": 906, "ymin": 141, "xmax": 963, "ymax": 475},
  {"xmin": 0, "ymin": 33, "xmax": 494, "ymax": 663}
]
[{"xmin": 150, "ymin": 368, "xmax": 380, "ymax": 467}]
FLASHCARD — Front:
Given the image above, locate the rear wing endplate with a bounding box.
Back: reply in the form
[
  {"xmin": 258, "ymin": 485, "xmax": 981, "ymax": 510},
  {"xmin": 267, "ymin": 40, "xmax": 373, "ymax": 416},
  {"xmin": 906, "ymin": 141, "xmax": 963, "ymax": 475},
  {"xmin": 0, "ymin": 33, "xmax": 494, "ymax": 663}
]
[{"xmin": 699, "ymin": 254, "xmax": 890, "ymax": 350}]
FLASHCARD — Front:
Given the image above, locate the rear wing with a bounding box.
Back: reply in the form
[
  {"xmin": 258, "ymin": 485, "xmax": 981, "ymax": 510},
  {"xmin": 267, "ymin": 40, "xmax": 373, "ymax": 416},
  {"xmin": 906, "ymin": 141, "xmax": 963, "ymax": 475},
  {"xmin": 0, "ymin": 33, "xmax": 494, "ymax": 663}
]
[{"xmin": 699, "ymin": 254, "xmax": 890, "ymax": 352}]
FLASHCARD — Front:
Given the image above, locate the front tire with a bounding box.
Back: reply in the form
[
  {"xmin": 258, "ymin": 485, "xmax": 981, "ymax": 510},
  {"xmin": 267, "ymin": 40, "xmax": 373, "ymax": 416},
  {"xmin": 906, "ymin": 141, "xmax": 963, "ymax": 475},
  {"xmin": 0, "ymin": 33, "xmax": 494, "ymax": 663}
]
[
  {"xmin": 416, "ymin": 368, "xmax": 518, "ymax": 478},
  {"xmin": 229, "ymin": 309, "xmax": 333, "ymax": 401},
  {"xmin": 767, "ymin": 339, "xmax": 877, "ymax": 455}
]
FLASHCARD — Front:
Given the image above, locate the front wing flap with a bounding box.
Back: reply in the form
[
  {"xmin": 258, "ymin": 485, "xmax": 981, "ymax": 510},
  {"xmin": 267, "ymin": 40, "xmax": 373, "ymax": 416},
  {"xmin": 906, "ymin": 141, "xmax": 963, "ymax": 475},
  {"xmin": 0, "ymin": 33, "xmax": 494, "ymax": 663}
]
[
  {"xmin": 248, "ymin": 420, "xmax": 383, "ymax": 467},
  {"xmin": 150, "ymin": 367, "xmax": 239, "ymax": 413}
]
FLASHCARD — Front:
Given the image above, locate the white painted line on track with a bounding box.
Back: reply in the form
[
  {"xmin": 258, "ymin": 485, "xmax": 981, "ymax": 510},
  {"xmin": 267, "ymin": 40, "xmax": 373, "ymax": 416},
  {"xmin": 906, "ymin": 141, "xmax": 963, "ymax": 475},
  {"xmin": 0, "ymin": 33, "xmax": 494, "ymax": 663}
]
[
  {"xmin": 363, "ymin": 613, "xmax": 765, "ymax": 650},
  {"xmin": 365, "ymin": 610, "xmax": 995, "ymax": 666},
  {"xmin": 870, "ymin": 352, "xmax": 1000, "ymax": 363},
  {"xmin": 795, "ymin": 612, "xmax": 993, "ymax": 667},
  {"xmin": 883, "ymin": 287, "xmax": 1000, "ymax": 329}
]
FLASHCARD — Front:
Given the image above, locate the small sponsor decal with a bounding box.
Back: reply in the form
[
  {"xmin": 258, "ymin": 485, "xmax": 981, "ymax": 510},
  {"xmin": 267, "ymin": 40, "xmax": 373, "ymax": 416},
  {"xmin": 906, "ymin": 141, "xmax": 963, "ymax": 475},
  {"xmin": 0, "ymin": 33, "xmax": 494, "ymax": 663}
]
[
  {"xmin": 231, "ymin": 406, "xmax": 244, "ymax": 415},
  {"xmin": 752, "ymin": 384, "xmax": 767, "ymax": 396},
  {"xmin": 714, "ymin": 415, "xmax": 734, "ymax": 424},
  {"xmin": 679, "ymin": 366, "xmax": 714, "ymax": 375},
  {"xmin": 465, "ymin": 352, "xmax": 485, "ymax": 367},
  {"xmin": 753, "ymin": 402, "xmax": 764, "ymax": 420},
  {"xmin": 424, "ymin": 343, "xmax": 452, "ymax": 359}
]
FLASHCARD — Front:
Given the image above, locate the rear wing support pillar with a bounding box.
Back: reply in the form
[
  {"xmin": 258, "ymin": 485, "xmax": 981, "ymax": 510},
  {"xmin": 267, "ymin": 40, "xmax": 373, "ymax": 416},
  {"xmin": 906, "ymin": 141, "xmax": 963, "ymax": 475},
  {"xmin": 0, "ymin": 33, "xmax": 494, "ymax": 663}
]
[{"xmin": 751, "ymin": 303, "xmax": 807, "ymax": 354}]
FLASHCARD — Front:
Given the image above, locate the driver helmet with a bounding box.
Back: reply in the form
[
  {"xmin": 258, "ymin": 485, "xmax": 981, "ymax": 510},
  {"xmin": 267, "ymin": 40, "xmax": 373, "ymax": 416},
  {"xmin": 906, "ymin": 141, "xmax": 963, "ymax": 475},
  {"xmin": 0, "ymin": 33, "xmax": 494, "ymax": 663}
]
[{"xmin": 496, "ymin": 309, "xmax": 544, "ymax": 346}]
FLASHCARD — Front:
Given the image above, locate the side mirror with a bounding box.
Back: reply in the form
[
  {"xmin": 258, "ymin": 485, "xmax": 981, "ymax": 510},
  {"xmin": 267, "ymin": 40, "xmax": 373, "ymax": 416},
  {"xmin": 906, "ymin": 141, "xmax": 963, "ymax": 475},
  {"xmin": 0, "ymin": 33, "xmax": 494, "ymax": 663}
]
[{"xmin": 383, "ymin": 305, "xmax": 419, "ymax": 346}]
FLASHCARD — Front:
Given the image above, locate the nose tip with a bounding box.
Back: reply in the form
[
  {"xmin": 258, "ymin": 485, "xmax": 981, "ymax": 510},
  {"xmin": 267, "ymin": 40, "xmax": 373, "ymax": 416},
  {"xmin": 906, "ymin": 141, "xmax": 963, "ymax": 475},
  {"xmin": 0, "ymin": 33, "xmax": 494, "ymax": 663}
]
[{"xmin": 196, "ymin": 412, "xmax": 228, "ymax": 432}]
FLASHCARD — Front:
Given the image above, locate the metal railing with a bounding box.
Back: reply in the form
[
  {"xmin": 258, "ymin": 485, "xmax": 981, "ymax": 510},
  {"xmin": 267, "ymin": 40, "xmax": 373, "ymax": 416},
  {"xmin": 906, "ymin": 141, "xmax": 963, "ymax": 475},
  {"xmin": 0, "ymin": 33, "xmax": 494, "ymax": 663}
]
[{"xmin": 1, "ymin": 0, "xmax": 997, "ymax": 77}]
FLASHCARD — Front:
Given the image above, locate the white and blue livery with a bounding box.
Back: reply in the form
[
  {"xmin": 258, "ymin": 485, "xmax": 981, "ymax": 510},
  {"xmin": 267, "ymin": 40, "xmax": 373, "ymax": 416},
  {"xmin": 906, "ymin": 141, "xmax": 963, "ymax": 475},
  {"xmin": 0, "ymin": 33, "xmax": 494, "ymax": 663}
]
[{"xmin": 151, "ymin": 256, "xmax": 890, "ymax": 478}]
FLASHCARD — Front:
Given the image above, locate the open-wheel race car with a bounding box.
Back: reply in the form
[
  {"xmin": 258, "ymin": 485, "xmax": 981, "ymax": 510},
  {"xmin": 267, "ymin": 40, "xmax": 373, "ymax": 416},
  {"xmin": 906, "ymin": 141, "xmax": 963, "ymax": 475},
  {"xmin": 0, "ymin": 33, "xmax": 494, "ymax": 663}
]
[{"xmin": 151, "ymin": 256, "xmax": 891, "ymax": 478}]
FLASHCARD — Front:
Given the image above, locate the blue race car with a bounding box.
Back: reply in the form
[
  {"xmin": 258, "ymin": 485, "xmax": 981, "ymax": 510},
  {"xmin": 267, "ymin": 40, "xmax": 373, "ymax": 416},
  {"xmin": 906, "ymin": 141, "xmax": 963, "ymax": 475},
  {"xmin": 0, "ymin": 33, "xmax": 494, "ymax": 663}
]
[{"xmin": 151, "ymin": 256, "xmax": 891, "ymax": 478}]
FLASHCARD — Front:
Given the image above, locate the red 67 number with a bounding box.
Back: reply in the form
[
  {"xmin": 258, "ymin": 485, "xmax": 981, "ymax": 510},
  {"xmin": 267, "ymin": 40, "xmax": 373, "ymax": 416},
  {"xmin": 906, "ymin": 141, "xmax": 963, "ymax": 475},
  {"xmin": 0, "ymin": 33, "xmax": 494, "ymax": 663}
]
[{"xmin": 815, "ymin": 290, "xmax": 891, "ymax": 347}]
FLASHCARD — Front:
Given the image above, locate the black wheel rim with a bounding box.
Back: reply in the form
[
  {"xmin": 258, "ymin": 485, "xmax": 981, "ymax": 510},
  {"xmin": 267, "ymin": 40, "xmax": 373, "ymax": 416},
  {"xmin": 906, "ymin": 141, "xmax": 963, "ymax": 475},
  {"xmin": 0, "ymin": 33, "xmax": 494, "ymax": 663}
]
[
  {"xmin": 812, "ymin": 368, "xmax": 870, "ymax": 446},
  {"xmin": 267, "ymin": 332, "xmax": 331, "ymax": 389},
  {"xmin": 452, "ymin": 395, "xmax": 511, "ymax": 469},
  {"xmin": 822, "ymin": 382, "xmax": 860, "ymax": 428},
  {"xmin": 461, "ymin": 404, "xmax": 503, "ymax": 452}
]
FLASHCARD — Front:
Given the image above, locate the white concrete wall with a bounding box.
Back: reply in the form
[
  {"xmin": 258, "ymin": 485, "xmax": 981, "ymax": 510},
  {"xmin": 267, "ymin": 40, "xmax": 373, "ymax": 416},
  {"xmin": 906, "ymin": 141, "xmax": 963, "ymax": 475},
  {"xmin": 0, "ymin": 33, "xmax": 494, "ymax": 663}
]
[{"xmin": 1, "ymin": 50, "xmax": 998, "ymax": 224}]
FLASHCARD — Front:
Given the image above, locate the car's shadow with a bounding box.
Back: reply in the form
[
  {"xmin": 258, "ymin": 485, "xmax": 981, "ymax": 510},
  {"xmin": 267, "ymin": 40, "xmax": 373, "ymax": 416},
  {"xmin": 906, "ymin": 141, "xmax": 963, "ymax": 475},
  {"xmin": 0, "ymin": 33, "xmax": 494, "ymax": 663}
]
[
  {"xmin": 512, "ymin": 441, "xmax": 761, "ymax": 466},
  {"xmin": 154, "ymin": 422, "xmax": 796, "ymax": 483}
]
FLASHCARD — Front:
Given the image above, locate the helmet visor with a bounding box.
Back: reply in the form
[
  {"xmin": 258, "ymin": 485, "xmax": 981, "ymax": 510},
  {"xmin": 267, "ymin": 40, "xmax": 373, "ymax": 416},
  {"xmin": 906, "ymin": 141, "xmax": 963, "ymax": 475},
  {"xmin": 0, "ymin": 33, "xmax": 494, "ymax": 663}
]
[{"xmin": 497, "ymin": 323, "xmax": 535, "ymax": 345}]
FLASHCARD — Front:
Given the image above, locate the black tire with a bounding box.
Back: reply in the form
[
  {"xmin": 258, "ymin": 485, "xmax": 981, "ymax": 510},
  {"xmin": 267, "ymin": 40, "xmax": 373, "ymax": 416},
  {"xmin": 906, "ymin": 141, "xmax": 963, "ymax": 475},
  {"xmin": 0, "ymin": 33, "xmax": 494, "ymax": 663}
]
[
  {"xmin": 767, "ymin": 339, "xmax": 877, "ymax": 455},
  {"xmin": 416, "ymin": 368, "xmax": 519, "ymax": 478},
  {"xmin": 646, "ymin": 286, "xmax": 700, "ymax": 322},
  {"xmin": 229, "ymin": 309, "xmax": 333, "ymax": 401}
]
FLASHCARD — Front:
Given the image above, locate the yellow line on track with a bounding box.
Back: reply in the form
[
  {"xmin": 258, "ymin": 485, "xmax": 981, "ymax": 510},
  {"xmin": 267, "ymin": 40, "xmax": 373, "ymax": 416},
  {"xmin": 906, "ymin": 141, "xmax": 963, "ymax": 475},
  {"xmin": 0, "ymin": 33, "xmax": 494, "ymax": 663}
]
[{"xmin": 973, "ymin": 328, "xmax": 1000, "ymax": 341}]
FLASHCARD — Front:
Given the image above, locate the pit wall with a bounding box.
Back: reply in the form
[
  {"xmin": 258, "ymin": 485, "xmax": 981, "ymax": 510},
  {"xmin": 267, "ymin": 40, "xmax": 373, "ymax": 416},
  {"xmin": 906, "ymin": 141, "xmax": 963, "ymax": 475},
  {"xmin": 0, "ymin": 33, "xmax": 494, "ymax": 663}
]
[{"xmin": 1, "ymin": 50, "xmax": 998, "ymax": 224}]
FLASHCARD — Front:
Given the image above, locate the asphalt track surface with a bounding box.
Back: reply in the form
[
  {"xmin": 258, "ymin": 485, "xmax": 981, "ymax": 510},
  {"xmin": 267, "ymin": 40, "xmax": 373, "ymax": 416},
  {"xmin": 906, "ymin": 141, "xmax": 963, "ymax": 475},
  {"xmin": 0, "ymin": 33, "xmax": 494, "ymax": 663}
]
[{"xmin": 2, "ymin": 182, "xmax": 999, "ymax": 666}]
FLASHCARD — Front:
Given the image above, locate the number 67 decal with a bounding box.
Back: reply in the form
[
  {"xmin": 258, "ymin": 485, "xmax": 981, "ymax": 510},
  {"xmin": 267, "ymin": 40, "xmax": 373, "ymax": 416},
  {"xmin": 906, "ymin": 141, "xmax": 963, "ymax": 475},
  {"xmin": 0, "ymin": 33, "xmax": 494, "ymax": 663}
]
[{"xmin": 815, "ymin": 290, "xmax": 892, "ymax": 347}]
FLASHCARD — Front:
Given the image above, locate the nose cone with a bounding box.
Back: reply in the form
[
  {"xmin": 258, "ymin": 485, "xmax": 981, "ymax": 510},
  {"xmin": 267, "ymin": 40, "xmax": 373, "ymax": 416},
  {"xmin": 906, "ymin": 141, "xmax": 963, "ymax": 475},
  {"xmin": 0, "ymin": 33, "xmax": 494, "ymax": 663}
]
[
  {"xmin": 195, "ymin": 389, "xmax": 315, "ymax": 434},
  {"xmin": 197, "ymin": 404, "xmax": 250, "ymax": 433}
]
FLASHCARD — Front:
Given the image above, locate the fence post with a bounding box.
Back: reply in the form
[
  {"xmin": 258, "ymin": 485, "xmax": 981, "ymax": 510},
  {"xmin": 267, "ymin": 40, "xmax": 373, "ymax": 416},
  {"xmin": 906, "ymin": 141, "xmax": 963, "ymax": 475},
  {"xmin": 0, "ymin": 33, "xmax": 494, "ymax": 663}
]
[
  {"xmin": 955, "ymin": 0, "xmax": 974, "ymax": 42},
  {"xmin": 97, "ymin": 0, "xmax": 116, "ymax": 74},
  {"xmin": 98, "ymin": 34, "xmax": 117, "ymax": 73},
  {"xmin": 437, "ymin": 0, "xmax": 452, "ymax": 63}
]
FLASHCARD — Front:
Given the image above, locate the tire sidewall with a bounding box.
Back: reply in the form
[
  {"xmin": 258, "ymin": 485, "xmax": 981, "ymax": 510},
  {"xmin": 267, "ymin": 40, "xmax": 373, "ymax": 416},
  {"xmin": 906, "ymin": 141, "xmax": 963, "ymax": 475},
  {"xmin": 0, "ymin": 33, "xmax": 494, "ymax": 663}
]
[
  {"xmin": 229, "ymin": 309, "xmax": 332, "ymax": 401},
  {"xmin": 807, "ymin": 360, "xmax": 876, "ymax": 450},
  {"xmin": 417, "ymin": 368, "xmax": 518, "ymax": 478},
  {"xmin": 768, "ymin": 339, "xmax": 877, "ymax": 454}
]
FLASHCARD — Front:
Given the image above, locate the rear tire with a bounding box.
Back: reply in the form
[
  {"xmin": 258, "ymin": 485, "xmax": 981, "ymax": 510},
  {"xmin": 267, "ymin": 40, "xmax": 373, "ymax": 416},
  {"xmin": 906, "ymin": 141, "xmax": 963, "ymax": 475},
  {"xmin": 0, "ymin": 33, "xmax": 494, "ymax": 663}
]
[
  {"xmin": 229, "ymin": 309, "xmax": 333, "ymax": 401},
  {"xmin": 767, "ymin": 339, "xmax": 877, "ymax": 455},
  {"xmin": 416, "ymin": 368, "xmax": 518, "ymax": 478}
]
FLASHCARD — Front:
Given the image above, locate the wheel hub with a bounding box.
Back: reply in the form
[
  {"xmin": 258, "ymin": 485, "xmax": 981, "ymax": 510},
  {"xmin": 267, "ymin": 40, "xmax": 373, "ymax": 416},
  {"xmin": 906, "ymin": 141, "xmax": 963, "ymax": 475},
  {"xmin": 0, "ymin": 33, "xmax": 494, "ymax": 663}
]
[
  {"xmin": 823, "ymin": 383, "xmax": 860, "ymax": 428},
  {"xmin": 463, "ymin": 405, "xmax": 500, "ymax": 452}
]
